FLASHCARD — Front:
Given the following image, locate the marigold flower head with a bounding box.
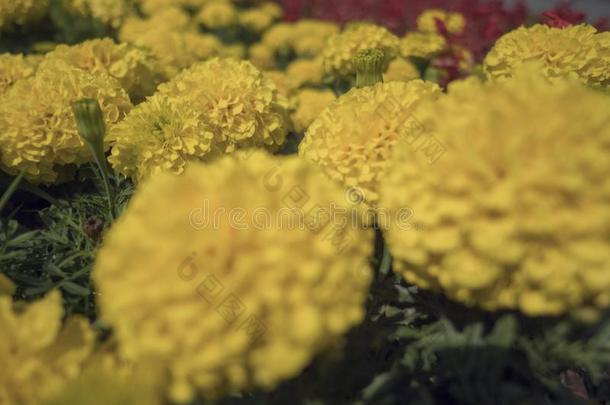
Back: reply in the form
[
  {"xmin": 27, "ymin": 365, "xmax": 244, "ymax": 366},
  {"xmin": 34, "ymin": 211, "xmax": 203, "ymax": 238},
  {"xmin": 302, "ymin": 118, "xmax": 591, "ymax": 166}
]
[
  {"xmin": 299, "ymin": 80, "xmax": 441, "ymax": 205},
  {"xmin": 484, "ymin": 24, "xmax": 610, "ymax": 88},
  {"xmin": 63, "ymin": 0, "xmax": 129, "ymax": 28},
  {"xmin": 137, "ymin": 0, "xmax": 207, "ymax": 15},
  {"xmin": 291, "ymin": 88, "xmax": 336, "ymax": 133},
  {"xmin": 322, "ymin": 23, "xmax": 400, "ymax": 78},
  {"xmin": 384, "ymin": 57, "xmax": 421, "ymax": 83},
  {"xmin": 285, "ymin": 57, "xmax": 325, "ymax": 87},
  {"xmin": 197, "ymin": 0, "xmax": 238, "ymax": 29},
  {"xmin": 93, "ymin": 151, "xmax": 374, "ymax": 401},
  {"xmin": 0, "ymin": 53, "xmax": 38, "ymax": 94},
  {"xmin": 417, "ymin": 9, "xmax": 466, "ymax": 34},
  {"xmin": 108, "ymin": 94, "xmax": 220, "ymax": 181},
  {"xmin": 380, "ymin": 67, "xmax": 610, "ymax": 318},
  {"xmin": 0, "ymin": 291, "xmax": 95, "ymax": 404},
  {"xmin": 0, "ymin": 0, "xmax": 48, "ymax": 30},
  {"xmin": 0, "ymin": 59, "xmax": 132, "ymax": 184},
  {"xmin": 400, "ymin": 31, "xmax": 447, "ymax": 59},
  {"xmin": 45, "ymin": 38, "xmax": 167, "ymax": 103},
  {"xmin": 158, "ymin": 58, "xmax": 290, "ymax": 153}
]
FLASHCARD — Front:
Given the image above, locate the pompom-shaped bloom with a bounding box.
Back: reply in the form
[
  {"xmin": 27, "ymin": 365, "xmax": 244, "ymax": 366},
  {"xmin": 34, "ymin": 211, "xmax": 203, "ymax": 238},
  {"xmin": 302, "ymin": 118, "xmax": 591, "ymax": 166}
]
[
  {"xmin": 0, "ymin": 53, "xmax": 38, "ymax": 94},
  {"xmin": 158, "ymin": 58, "xmax": 290, "ymax": 153},
  {"xmin": 0, "ymin": 291, "xmax": 95, "ymax": 404},
  {"xmin": 0, "ymin": 0, "xmax": 48, "ymax": 30},
  {"xmin": 93, "ymin": 151, "xmax": 374, "ymax": 401},
  {"xmin": 300, "ymin": 80, "xmax": 441, "ymax": 205},
  {"xmin": 197, "ymin": 0, "xmax": 237, "ymax": 29},
  {"xmin": 63, "ymin": 0, "xmax": 129, "ymax": 28},
  {"xmin": 0, "ymin": 60, "xmax": 132, "ymax": 184},
  {"xmin": 380, "ymin": 68, "xmax": 610, "ymax": 317},
  {"xmin": 45, "ymin": 38, "xmax": 167, "ymax": 103},
  {"xmin": 322, "ymin": 23, "xmax": 399, "ymax": 78},
  {"xmin": 384, "ymin": 57, "xmax": 421, "ymax": 83},
  {"xmin": 417, "ymin": 9, "xmax": 466, "ymax": 34},
  {"xmin": 291, "ymin": 88, "xmax": 336, "ymax": 133},
  {"xmin": 400, "ymin": 32, "xmax": 447, "ymax": 59},
  {"xmin": 484, "ymin": 24, "xmax": 610, "ymax": 88},
  {"xmin": 108, "ymin": 94, "xmax": 219, "ymax": 181}
]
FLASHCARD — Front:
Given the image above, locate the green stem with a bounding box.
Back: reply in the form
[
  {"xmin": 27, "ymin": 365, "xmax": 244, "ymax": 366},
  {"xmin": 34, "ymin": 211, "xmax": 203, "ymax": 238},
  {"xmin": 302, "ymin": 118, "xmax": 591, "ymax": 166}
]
[
  {"xmin": 89, "ymin": 141, "xmax": 115, "ymax": 219},
  {"xmin": 0, "ymin": 171, "xmax": 24, "ymax": 214}
]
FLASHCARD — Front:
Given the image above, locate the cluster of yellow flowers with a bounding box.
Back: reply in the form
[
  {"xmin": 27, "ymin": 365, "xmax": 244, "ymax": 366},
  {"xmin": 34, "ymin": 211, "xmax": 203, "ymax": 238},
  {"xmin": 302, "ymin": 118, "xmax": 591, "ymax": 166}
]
[
  {"xmin": 0, "ymin": 0, "xmax": 47, "ymax": 30},
  {"xmin": 44, "ymin": 38, "xmax": 167, "ymax": 103},
  {"xmin": 416, "ymin": 9, "xmax": 466, "ymax": 35},
  {"xmin": 250, "ymin": 19, "xmax": 339, "ymax": 70},
  {"xmin": 300, "ymin": 80, "xmax": 441, "ymax": 205},
  {"xmin": 380, "ymin": 66, "xmax": 610, "ymax": 318},
  {"xmin": 0, "ymin": 59, "xmax": 132, "ymax": 184},
  {"xmin": 0, "ymin": 288, "xmax": 95, "ymax": 404},
  {"xmin": 109, "ymin": 58, "xmax": 290, "ymax": 180},
  {"xmin": 94, "ymin": 151, "xmax": 374, "ymax": 401},
  {"xmin": 484, "ymin": 24, "xmax": 610, "ymax": 88}
]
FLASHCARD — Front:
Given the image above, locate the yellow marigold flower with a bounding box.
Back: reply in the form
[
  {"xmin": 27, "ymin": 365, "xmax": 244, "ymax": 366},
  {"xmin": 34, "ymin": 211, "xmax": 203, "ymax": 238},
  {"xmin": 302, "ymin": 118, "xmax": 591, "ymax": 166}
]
[
  {"xmin": 384, "ymin": 57, "xmax": 421, "ymax": 82},
  {"xmin": 239, "ymin": 8, "xmax": 274, "ymax": 33},
  {"xmin": 484, "ymin": 24, "xmax": 610, "ymax": 88},
  {"xmin": 158, "ymin": 58, "xmax": 290, "ymax": 153},
  {"xmin": 45, "ymin": 38, "xmax": 167, "ymax": 103},
  {"xmin": 299, "ymin": 80, "xmax": 441, "ymax": 205},
  {"xmin": 119, "ymin": 8, "xmax": 193, "ymax": 44},
  {"xmin": 249, "ymin": 43, "xmax": 276, "ymax": 70},
  {"xmin": 108, "ymin": 94, "xmax": 220, "ymax": 181},
  {"xmin": 322, "ymin": 23, "xmax": 399, "ymax": 78},
  {"xmin": 286, "ymin": 57, "xmax": 325, "ymax": 87},
  {"xmin": 63, "ymin": 0, "xmax": 129, "ymax": 28},
  {"xmin": 400, "ymin": 31, "xmax": 446, "ymax": 59},
  {"xmin": 132, "ymin": 29, "xmax": 223, "ymax": 77},
  {"xmin": 0, "ymin": 53, "xmax": 38, "ymax": 94},
  {"xmin": 0, "ymin": 291, "xmax": 95, "ymax": 404},
  {"xmin": 0, "ymin": 0, "xmax": 48, "ymax": 30},
  {"xmin": 291, "ymin": 88, "xmax": 336, "ymax": 133},
  {"xmin": 197, "ymin": 0, "xmax": 237, "ymax": 29},
  {"xmin": 417, "ymin": 9, "xmax": 466, "ymax": 34},
  {"xmin": 379, "ymin": 67, "xmax": 610, "ymax": 317},
  {"xmin": 0, "ymin": 59, "xmax": 132, "ymax": 184},
  {"xmin": 93, "ymin": 151, "xmax": 374, "ymax": 401}
]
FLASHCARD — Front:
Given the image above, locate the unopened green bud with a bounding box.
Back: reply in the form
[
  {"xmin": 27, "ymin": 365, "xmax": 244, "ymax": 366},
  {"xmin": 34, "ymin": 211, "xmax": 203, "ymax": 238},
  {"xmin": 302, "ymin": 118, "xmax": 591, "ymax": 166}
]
[
  {"xmin": 353, "ymin": 48, "xmax": 385, "ymax": 88},
  {"xmin": 72, "ymin": 98, "xmax": 106, "ymax": 144}
]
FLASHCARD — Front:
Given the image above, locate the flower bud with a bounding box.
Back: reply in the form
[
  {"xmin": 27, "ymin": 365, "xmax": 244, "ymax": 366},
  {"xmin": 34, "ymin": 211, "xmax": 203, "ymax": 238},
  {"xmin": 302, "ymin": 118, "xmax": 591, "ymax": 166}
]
[
  {"xmin": 353, "ymin": 48, "xmax": 385, "ymax": 88},
  {"xmin": 72, "ymin": 98, "xmax": 106, "ymax": 144}
]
